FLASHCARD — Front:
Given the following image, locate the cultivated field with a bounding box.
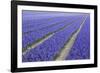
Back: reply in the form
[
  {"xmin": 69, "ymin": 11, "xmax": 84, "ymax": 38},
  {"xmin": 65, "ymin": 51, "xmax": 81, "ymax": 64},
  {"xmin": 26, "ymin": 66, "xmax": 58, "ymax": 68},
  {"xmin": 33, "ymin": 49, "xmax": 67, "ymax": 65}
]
[{"xmin": 22, "ymin": 10, "xmax": 90, "ymax": 62}]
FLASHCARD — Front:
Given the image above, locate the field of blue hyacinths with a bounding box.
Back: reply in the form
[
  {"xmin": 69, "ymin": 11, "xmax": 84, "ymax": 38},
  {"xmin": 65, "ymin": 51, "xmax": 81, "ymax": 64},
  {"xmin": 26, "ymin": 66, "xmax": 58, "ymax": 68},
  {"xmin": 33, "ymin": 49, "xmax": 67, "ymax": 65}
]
[{"xmin": 22, "ymin": 10, "xmax": 90, "ymax": 62}]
